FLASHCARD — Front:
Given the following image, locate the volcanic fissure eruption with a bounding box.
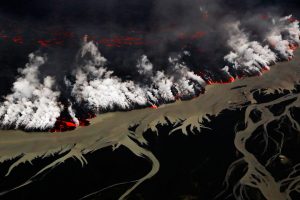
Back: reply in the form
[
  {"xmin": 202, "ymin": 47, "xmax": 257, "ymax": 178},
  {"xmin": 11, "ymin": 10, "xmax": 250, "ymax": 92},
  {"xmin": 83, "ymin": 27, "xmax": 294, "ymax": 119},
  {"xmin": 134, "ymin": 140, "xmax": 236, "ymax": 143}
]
[
  {"xmin": 0, "ymin": 14, "xmax": 299, "ymax": 132},
  {"xmin": 1, "ymin": 1, "xmax": 300, "ymax": 200}
]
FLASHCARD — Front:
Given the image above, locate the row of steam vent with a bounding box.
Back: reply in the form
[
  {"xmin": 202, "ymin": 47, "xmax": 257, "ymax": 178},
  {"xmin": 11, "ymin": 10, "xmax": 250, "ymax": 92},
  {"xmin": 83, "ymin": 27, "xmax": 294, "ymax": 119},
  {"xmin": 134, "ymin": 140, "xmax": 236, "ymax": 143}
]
[{"xmin": 0, "ymin": 16, "xmax": 299, "ymax": 132}]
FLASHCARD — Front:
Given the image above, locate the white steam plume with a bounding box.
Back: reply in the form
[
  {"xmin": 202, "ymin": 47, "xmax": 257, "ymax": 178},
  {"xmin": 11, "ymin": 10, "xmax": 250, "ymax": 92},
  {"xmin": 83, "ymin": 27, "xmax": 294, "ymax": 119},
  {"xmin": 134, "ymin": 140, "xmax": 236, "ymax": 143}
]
[
  {"xmin": 267, "ymin": 15, "xmax": 300, "ymax": 60},
  {"xmin": 225, "ymin": 16, "xmax": 300, "ymax": 76},
  {"xmin": 68, "ymin": 103, "xmax": 79, "ymax": 126},
  {"xmin": 139, "ymin": 55, "xmax": 205, "ymax": 102},
  {"xmin": 0, "ymin": 15, "xmax": 299, "ymax": 131},
  {"xmin": 70, "ymin": 41, "xmax": 206, "ymax": 112},
  {"xmin": 224, "ymin": 22, "xmax": 277, "ymax": 74},
  {"xmin": 71, "ymin": 41, "xmax": 149, "ymax": 111},
  {"xmin": 0, "ymin": 53, "xmax": 62, "ymax": 130}
]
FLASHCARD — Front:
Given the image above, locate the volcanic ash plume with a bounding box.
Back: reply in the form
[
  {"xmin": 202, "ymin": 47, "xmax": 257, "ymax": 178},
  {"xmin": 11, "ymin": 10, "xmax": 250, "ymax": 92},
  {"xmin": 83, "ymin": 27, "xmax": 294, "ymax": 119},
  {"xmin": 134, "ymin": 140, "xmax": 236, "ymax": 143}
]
[{"xmin": 0, "ymin": 53, "xmax": 62, "ymax": 130}]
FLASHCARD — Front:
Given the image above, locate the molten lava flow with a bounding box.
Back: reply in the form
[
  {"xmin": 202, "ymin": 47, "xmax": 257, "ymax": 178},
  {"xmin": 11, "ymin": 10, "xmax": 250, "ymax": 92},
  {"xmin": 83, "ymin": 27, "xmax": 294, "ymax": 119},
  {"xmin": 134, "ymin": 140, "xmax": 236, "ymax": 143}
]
[
  {"xmin": 175, "ymin": 94, "xmax": 181, "ymax": 100},
  {"xmin": 0, "ymin": 33, "xmax": 8, "ymax": 40},
  {"xmin": 227, "ymin": 76, "xmax": 235, "ymax": 83},
  {"xmin": 197, "ymin": 71, "xmax": 235, "ymax": 85},
  {"xmin": 37, "ymin": 39, "xmax": 64, "ymax": 47},
  {"xmin": 288, "ymin": 17, "xmax": 299, "ymax": 23},
  {"xmin": 262, "ymin": 66, "xmax": 270, "ymax": 72},
  {"xmin": 12, "ymin": 36, "xmax": 23, "ymax": 44},
  {"xmin": 49, "ymin": 112, "xmax": 96, "ymax": 132},
  {"xmin": 37, "ymin": 40, "xmax": 49, "ymax": 47},
  {"xmin": 191, "ymin": 31, "xmax": 206, "ymax": 40},
  {"xmin": 49, "ymin": 118, "xmax": 76, "ymax": 132},
  {"xmin": 206, "ymin": 76, "xmax": 235, "ymax": 85},
  {"xmin": 65, "ymin": 121, "xmax": 77, "ymax": 127},
  {"xmin": 150, "ymin": 105, "xmax": 158, "ymax": 109},
  {"xmin": 178, "ymin": 31, "xmax": 206, "ymax": 41},
  {"xmin": 289, "ymin": 43, "xmax": 299, "ymax": 51},
  {"xmin": 260, "ymin": 14, "xmax": 269, "ymax": 20},
  {"xmin": 97, "ymin": 36, "xmax": 145, "ymax": 47}
]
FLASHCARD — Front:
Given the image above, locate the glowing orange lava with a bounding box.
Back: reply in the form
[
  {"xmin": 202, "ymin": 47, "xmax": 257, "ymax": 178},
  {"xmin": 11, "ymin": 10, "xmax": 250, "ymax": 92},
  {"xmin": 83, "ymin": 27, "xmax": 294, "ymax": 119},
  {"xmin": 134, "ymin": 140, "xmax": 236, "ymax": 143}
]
[
  {"xmin": 49, "ymin": 113, "xmax": 96, "ymax": 132},
  {"xmin": 12, "ymin": 36, "xmax": 23, "ymax": 44},
  {"xmin": 150, "ymin": 105, "xmax": 158, "ymax": 109}
]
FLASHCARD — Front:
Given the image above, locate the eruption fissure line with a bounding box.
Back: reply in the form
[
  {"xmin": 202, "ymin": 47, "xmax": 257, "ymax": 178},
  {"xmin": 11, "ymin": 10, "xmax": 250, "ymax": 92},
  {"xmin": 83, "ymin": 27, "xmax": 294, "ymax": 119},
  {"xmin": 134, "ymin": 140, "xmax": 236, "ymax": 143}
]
[
  {"xmin": 1, "ymin": 46, "xmax": 300, "ymax": 199},
  {"xmin": 0, "ymin": 16, "xmax": 299, "ymax": 132},
  {"xmin": 1, "ymin": 1, "xmax": 300, "ymax": 199}
]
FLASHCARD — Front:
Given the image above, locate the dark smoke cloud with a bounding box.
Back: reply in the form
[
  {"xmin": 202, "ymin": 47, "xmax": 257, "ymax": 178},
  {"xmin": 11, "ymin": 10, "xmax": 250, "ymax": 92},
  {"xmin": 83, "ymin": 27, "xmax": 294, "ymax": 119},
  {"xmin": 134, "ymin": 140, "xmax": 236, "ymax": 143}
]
[
  {"xmin": 0, "ymin": 0, "xmax": 299, "ymax": 73},
  {"xmin": 0, "ymin": 0, "xmax": 300, "ymax": 130}
]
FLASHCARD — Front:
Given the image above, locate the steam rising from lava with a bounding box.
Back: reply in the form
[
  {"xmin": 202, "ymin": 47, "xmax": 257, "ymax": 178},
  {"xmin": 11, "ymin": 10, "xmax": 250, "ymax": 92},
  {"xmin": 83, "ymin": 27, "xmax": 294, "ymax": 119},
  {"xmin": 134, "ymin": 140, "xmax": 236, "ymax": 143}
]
[
  {"xmin": 0, "ymin": 15, "xmax": 299, "ymax": 131},
  {"xmin": 0, "ymin": 53, "xmax": 62, "ymax": 130},
  {"xmin": 224, "ymin": 17, "xmax": 300, "ymax": 76},
  {"xmin": 0, "ymin": 1, "xmax": 300, "ymax": 200},
  {"xmin": 71, "ymin": 41, "xmax": 149, "ymax": 111},
  {"xmin": 70, "ymin": 41, "xmax": 205, "ymax": 112}
]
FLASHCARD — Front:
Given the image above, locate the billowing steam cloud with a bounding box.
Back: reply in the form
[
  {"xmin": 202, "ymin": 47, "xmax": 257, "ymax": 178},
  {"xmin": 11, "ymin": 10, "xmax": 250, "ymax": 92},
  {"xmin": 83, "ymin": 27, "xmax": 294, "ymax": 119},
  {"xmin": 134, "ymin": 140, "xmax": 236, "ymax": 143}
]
[
  {"xmin": 0, "ymin": 13, "xmax": 299, "ymax": 131},
  {"xmin": 267, "ymin": 16, "xmax": 300, "ymax": 59},
  {"xmin": 70, "ymin": 41, "xmax": 205, "ymax": 112},
  {"xmin": 224, "ymin": 16, "xmax": 300, "ymax": 76},
  {"xmin": 0, "ymin": 53, "xmax": 62, "ymax": 130},
  {"xmin": 224, "ymin": 22, "xmax": 277, "ymax": 74},
  {"xmin": 70, "ymin": 41, "xmax": 149, "ymax": 111}
]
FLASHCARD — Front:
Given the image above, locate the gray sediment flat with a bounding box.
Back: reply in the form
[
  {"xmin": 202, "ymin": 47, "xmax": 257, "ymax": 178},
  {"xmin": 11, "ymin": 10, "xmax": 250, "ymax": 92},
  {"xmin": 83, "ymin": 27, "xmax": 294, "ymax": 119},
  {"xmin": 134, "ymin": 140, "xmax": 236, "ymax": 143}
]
[{"xmin": 1, "ymin": 50, "xmax": 300, "ymax": 200}]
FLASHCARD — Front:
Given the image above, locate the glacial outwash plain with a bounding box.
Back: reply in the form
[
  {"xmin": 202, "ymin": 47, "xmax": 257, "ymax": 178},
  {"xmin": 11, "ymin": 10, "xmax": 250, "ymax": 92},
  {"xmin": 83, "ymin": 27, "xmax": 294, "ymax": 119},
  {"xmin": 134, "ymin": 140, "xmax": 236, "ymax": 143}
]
[{"xmin": 1, "ymin": 50, "xmax": 300, "ymax": 200}]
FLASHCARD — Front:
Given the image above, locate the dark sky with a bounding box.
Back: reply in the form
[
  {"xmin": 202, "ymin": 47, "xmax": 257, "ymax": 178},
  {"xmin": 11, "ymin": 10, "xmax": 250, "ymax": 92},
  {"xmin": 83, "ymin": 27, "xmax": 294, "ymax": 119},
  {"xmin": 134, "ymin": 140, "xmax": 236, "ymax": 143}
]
[
  {"xmin": 0, "ymin": 0, "xmax": 154, "ymax": 28},
  {"xmin": 0, "ymin": 0, "xmax": 300, "ymax": 97},
  {"xmin": 0, "ymin": 0, "xmax": 299, "ymax": 28}
]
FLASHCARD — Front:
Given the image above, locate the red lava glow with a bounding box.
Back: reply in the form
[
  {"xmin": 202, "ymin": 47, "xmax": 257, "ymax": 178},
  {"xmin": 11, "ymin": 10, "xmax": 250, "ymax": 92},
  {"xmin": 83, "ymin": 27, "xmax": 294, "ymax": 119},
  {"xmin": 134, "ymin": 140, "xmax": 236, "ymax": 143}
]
[
  {"xmin": 37, "ymin": 40, "xmax": 50, "ymax": 47},
  {"xmin": 175, "ymin": 94, "xmax": 181, "ymax": 100},
  {"xmin": 206, "ymin": 76, "xmax": 235, "ymax": 85},
  {"xmin": 289, "ymin": 43, "xmax": 299, "ymax": 51},
  {"xmin": 260, "ymin": 14, "xmax": 270, "ymax": 20},
  {"xmin": 150, "ymin": 105, "xmax": 158, "ymax": 109},
  {"xmin": 202, "ymin": 65, "xmax": 273, "ymax": 86},
  {"xmin": 37, "ymin": 39, "xmax": 64, "ymax": 47},
  {"xmin": 0, "ymin": 33, "xmax": 9, "ymax": 40},
  {"xmin": 1, "ymin": 20, "xmax": 297, "ymax": 133},
  {"xmin": 49, "ymin": 119, "xmax": 77, "ymax": 132},
  {"xmin": 50, "ymin": 113, "xmax": 96, "ymax": 132},
  {"xmin": 178, "ymin": 31, "xmax": 206, "ymax": 41},
  {"xmin": 12, "ymin": 36, "xmax": 23, "ymax": 44},
  {"xmin": 202, "ymin": 12, "xmax": 209, "ymax": 20},
  {"xmin": 97, "ymin": 36, "xmax": 145, "ymax": 47},
  {"xmin": 288, "ymin": 17, "xmax": 299, "ymax": 23},
  {"xmin": 262, "ymin": 66, "xmax": 270, "ymax": 72},
  {"xmin": 191, "ymin": 31, "xmax": 206, "ymax": 40}
]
